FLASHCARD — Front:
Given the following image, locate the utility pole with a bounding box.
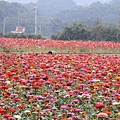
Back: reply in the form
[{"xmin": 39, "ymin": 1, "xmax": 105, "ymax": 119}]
[
  {"xmin": 18, "ymin": 11, "xmax": 20, "ymax": 27},
  {"xmin": 3, "ymin": 17, "xmax": 9, "ymax": 35},
  {"xmin": 35, "ymin": 1, "xmax": 38, "ymax": 35}
]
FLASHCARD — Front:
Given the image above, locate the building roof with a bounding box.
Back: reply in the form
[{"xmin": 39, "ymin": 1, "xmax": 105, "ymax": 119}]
[{"xmin": 11, "ymin": 26, "xmax": 25, "ymax": 34}]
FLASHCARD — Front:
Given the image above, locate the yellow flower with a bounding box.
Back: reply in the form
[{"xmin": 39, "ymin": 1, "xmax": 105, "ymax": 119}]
[
  {"xmin": 116, "ymin": 76, "xmax": 120, "ymax": 81},
  {"xmin": 25, "ymin": 72, "xmax": 29, "ymax": 74},
  {"xmin": 6, "ymin": 81, "xmax": 11, "ymax": 85},
  {"xmin": 117, "ymin": 112, "xmax": 120, "ymax": 116},
  {"xmin": 18, "ymin": 85, "xmax": 22, "ymax": 90}
]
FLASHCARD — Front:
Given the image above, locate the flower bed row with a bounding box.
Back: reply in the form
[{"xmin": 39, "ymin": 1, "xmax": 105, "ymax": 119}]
[
  {"xmin": 0, "ymin": 38, "xmax": 120, "ymax": 53},
  {"xmin": 0, "ymin": 53, "xmax": 120, "ymax": 119}
]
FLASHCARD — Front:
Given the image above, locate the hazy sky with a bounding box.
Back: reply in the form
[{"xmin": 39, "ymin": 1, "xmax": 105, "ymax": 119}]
[{"xmin": 5, "ymin": 0, "xmax": 112, "ymax": 5}]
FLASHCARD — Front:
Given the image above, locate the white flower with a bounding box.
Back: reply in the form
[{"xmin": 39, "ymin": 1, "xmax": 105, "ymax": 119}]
[
  {"xmin": 77, "ymin": 95, "xmax": 82, "ymax": 98},
  {"xmin": 112, "ymin": 102, "xmax": 120, "ymax": 105},
  {"xmin": 6, "ymin": 81, "xmax": 11, "ymax": 85},
  {"xmin": 98, "ymin": 96, "xmax": 104, "ymax": 98},
  {"xmin": 93, "ymin": 79, "xmax": 100, "ymax": 82},
  {"xmin": 82, "ymin": 93, "xmax": 91, "ymax": 99},
  {"xmin": 24, "ymin": 110, "xmax": 31, "ymax": 113},
  {"xmin": 14, "ymin": 115, "xmax": 21, "ymax": 119}
]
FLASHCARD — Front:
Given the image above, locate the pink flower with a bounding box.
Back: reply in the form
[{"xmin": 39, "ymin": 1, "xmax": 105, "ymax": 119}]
[
  {"xmin": 8, "ymin": 117, "xmax": 15, "ymax": 120},
  {"xmin": 10, "ymin": 94, "xmax": 18, "ymax": 98},
  {"xmin": 96, "ymin": 113, "xmax": 108, "ymax": 118},
  {"xmin": 60, "ymin": 106, "xmax": 68, "ymax": 110},
  {"xmin": 72, "ymin": 99, "xmax": 79, "ymax": 104},
  {"xmin": 72, "ymin": 116, "xmax": 79, "ymax": 120}
]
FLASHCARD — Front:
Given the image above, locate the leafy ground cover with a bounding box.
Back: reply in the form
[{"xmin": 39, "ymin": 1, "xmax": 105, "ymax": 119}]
[{"xmin": 0, "ymin": 38, "xmax": 120, "ymax": 119}]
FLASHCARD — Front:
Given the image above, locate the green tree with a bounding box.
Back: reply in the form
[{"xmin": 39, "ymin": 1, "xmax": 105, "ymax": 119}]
[{"xmin": 52, "ymin": 22, "xmax": 90, "ymax": 40}]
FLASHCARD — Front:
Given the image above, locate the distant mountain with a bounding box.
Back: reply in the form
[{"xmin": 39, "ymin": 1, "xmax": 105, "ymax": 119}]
[
  {"xmin": 55, "ymin": 0, "xmax": 120, "ymax": 24},
  {"xmin": 0, "ymin": 1, "xmax": 27, "ymax": 32},
  {"xmin": 6, "ymin": 0, "xmax": 37, "ymax": 4},
  {"xmin": 38, "ymin": 0, "xmax": 76, "ymax": 16},
  {"xmin": 73, "ymin": 0, "xmax": 111, "ymax": 6},
  {"xmin": 6, "ymin": 0, "xmax": 112, "ymax": 5},
  {"xmin": 24, "ymin": 0, "xmax": 76, "ymax": 17}
]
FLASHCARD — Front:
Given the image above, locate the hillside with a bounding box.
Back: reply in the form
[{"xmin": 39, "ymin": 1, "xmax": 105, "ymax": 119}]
[
  {"xmin": 55, "ymin": 0, "xmax": 120, "ymax": 24},
  {"xmin": 0, "ymin": 0, "xmax": 76, "ymax": 35},
  {"xmin": 24, "ymin": 0, "xmax": 76, "ymax": 17},
  {"xmin": 7, "ymin": 0, "xmax": 112, "ymax": 5},
  {"xmin": 74, "ymin": 0, "xmax": 111, "ymax": 5},
  {"xmin": 0, "ymin": 1, "xmax": 27, "ymax": 32}
]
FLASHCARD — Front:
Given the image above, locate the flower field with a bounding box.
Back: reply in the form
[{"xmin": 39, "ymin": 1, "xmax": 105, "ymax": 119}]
[
  {"xmin": 0, "ymin": 38, "xmax": 120, "ymax": 53},
  {"xmin": 0, "ymin": 38, "xmax": 120, "ymax": 120}
]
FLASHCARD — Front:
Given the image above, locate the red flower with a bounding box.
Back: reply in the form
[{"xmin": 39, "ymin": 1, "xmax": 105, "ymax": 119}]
[
  {"xmin": 18, "ymin": 105, "xmax": 25, "ymax": 109},
  {"xmin": 7, "ymin": 72, "xmax": 13, "ymax": 76},
  {"xmin": 32, "ymin": 85, "xmax": 40, "ymax": 89},
  {"xmin": 13, "ymin": 76, "xmax": 19, "ymax": 80},
  {"xmin": 3, "ymin": 114, "xmax": 12, "ymax": 118},
  {"xmin": 2, "ymin": 86, "xmax": 8, "ymax": 90},
  {"xmin": 9, "ymin": 108, "xmax": 16, "ymax": 113},
  {"xmin": 104, "ymin": 109, "xmax": 111, "ymax": 115},
  {"xmin": 116, "ymin": 96, "xmax": 120, "ymax": 101},
  {"xmin": 0, "ymin": 108, "xmax": 6, "ymax": 114},
  {"xmin": 95, "ymin": 102, "xmax": 105, "ymax": 109}
]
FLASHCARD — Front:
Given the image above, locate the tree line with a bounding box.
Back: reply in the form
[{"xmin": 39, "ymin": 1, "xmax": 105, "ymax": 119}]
[
  {"xmin": 0, "ymin": 33, "xmax": 42, "ymax": 39},
  {"xmin": 51, "ymin": 22, "xmax": 120, "ymax": 42}
]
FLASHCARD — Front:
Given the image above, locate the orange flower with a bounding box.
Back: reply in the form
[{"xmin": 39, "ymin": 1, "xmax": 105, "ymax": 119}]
[
  {"xmin": 51, "ymin": 116, "xmax": 58, "ymax": 119},
  {"xmin": 29, "ymin": 98, "xmax": 36, "ymax": 103},
  {"xmin": 61, "ymin": 118, "xmax": 72, "ymax": 120},
  {"xmin": 116, "ymin": 76, "xmax": 120, "ymax": 81},
  {"xmin": 94, "ymin": 85, "xmax": 98, "ymax": 89},
  {"xmin": 38, "ymin": 113, "xmax": 45, "ymax": 117},
  {"xmin": 81, "ymin": 111, "xmax": 87, "ymax": 116},
  {"xmin": 49, "ymin": 79, "xmax": 56, "ymax": 83},
  {"xmin": 104, "ymin": 109, "xmax": 110, "ymax": 115}
]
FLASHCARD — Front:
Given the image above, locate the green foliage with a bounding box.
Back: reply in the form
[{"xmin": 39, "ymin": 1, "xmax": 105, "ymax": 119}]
[
  {"xmin": 53, "ymin": 22, "xmax": 90, "ymax": 40},
  {"xmin": 0, "ymin": 32, "xmax": 3, "ymax": 37},
  {"xmin": 52, "ymin": 22, "xmax": 120, "ymax": 41},
  {"xmin": 26, "ymin": 34, "xmax": 42, "ymax": 39},
  {"xmin": 0, "ymin": 1, "xmax": 26, "ymax": 20},
  {"xmin": 3, "ymin": 33, "xmax": 42, "ymax": 39},
  {"xmin": 90, "ymin": 23, "xmax": 120, "ymax": 42}
]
